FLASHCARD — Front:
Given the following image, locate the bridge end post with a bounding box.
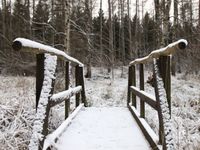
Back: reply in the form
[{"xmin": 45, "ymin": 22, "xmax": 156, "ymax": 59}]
[
  {"xmin": 79, "ymin": 66, "xmax": 87, "ymax": 106},
  {"xmin": 132, "ymin": 65, "xmax": 136, "ymax": 107},
  {"xmin": 157, "ymin": 56, "xmax": 171, "ymax": 117},
  {"xmin": 36, "ymin": 54, "xmax": 45, "ymax": 111},
  {"xmin": 127, "ymin": 65, "xmax": 136, "ymax": 107},
  {"xmin": 65, "ymin": 62, "xmax": 70, "ymax": 119},
  {"xmin": 75, "ymin": 65, "xmax": 87, "ymax": 107},
  {"xmin": 127, "ymin": 66, "xmax": 132, "ymax": 106},
  {"xmin": 75, "ymin": 65, "xmax": 81, "ymax": 107},
  {"xmin": 139, "ymin": 63, "xmax": 145, "ymax": 118}
]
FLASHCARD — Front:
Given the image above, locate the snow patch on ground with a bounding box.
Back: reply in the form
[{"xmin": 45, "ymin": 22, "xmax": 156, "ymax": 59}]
[{"xmin": 85, "ymin": 67, "xmax": 128, "ymax": 107}]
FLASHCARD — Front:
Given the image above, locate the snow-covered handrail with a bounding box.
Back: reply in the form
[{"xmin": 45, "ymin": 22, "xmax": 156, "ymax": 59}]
[
  {"xmin": 129, "ymin": 39, "xmax": 187, "ymax": 66},
  {"xmin": 12, "ymin": 38, "xmax": 84, "ymax": 67},
  {"xmin": 43, "ymin": 104, "xmax": 84, "ymax": 150},
  {"xmin": 50, "ymin": 86, "xmax": 82, "ymax": 107}
]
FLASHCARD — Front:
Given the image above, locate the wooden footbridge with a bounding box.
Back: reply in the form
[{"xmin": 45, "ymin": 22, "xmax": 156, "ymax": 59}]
[{"xmin": 12, "ymin": 38, "xmax": 187, "ymax": 150}]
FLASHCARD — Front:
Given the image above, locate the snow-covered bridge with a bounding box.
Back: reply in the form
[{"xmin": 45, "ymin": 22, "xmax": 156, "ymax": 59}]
[
  {"xmin": 55, "ymin": 107, "xmax": 151, "ymax": 150},
  {"xmin": 12, "ymin": 38, "xmax": 187, "ymax": 150}
]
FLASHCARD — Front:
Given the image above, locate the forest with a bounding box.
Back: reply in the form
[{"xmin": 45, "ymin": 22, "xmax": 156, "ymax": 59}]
[{"xmin": 0, "ymin": 0, "xmax": 199, "ymax": 76}]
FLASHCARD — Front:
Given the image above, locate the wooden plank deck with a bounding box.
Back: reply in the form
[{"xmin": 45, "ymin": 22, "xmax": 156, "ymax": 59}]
[{"xmin": 56, "ymin": 107, "xmax": 151, "ymax": 150}]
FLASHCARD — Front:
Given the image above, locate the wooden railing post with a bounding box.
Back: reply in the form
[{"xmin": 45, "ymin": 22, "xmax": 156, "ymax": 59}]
[
  {"xmin": 153, "ymin": 59, "xmax": 165, "ymax": 146},
  {"xmin": 157, "ymin": 56, "xmax": 171, "ymax": 116},
  {"xmin": 132, "ymin": 65, "xmax": 136, "ymax": 107},
  {"xmin": 36, "ymin": 54, "xmax": 44, "ymax": 110},
  {"xmin": 29, "ymin": 54, "xmax": 57, "ymax": 150},
  {"xmin": 79, "ymin": 66, "xmax": 87, "ymax": 106},
  {"xmin": 39, "ymin": 56, "xmax": 56, "ymax": 150},
  {"xmin": 153, "ymin": 58, "xmax": 173, "ymax": 149},
  {"xmin": 65, "ymin": 62, "xmax": 70, "ymax": 119},
  {"xmin": 139, "ymin": 64, "xmax": 145, "ymax": 118},
  {"xmin": 127, "ymin": 66, "xmax": 132, "ymax": 105},
  {"xmin": 75, "ymin": 65, "xmax": 80, "ymax": 107}
]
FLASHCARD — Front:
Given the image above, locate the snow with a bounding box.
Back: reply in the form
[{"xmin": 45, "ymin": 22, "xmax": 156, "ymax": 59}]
[
  {"xmin": 50, "ymin": 86, "xmax": 82, "ymax": 106},
  {"xmin": 85, "ymin": 68, "xmax": 128, "ymax": 107},
  {"xmin": 55, "ymin": 107, "xmax": 151, "ymax": 150},
  {"xmin": 43, "ymin": 104, "xmax": 84, "ymax": 150},
  {"xmin": 28, "ymin": 54, "xmax": 57, "ymax": 150},
  {"xmin": 13, "ymin": 38, "xmax": 84, "ymax": 67}
]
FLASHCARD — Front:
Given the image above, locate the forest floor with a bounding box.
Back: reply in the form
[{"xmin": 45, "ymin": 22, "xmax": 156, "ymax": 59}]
[{"xmin": 0, "ymin": 67, "xmax": 199, "ymax": 150}]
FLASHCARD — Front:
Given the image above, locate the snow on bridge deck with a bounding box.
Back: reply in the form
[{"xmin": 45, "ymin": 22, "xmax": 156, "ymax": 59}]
[{"xmin": 56, "ymin": 107, "xmax": 151, "ymax": 150}]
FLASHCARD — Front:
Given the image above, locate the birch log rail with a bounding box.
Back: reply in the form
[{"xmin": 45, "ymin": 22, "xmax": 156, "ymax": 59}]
[
  {"xmin": 127, "ymin": 39, "xmax": 188, "ymax": 150},
  {"xmin": 129, "ymin": 39, "xmax": 187, "ymax": 66},
  {"xmin": 12, "ymin": 38, "xmax": 83, "ymax": 67}
]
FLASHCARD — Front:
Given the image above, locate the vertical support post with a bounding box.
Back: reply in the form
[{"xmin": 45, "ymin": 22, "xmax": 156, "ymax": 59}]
[
  {"xmin": 79, "ymin": 66, "xmax": 87, "ymax": 106},
  {"xmin": 36, "ymin": 54, "xmax": 44, "ymax": 111},
  {"xmin": 139, "ymin": 63, "xmax": 145, "ymax": 118},
  {"xmin": 127, "ymin": 66, "xmax": 132, "ymax": 105},
  {"xmin": 75, "ymin": 65, "xmax": 80, "ymax": 107},
  {"xmin": 65, "ymin": 62, "xmax": 70, "ymax": 119},
  {"xmin": 132, "ymin": 65, "xmax": 136, "ymax": 107},
  {"xmin": 30, "ymin": 54, "xmax": 57, "ymax": 150},
  {"xmin": 166, "ymin": 56, "xmax": 171, "ymax": 116},
  {"xmin": 157, "ymin": 56, "xmax": 171, "ymax": 116},
  {"xmin": 153, "ymin": 59, "xmax": 165, "ymax": 146}
]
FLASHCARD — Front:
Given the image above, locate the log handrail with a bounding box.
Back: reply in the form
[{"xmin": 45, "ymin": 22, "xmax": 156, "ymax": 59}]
[
  {"xmin": 129, "ymin": 39, "xmax": 187, "ymax": 66},
  {"xmin": 127, "ymin": 39, "xmax": 188, "ymax": 150},
  {"xmin": 12, "ymin": 38, "xmax": 86, "ymax": 150},
  {"xmin": 12, "ymin": 38, "xmax": 83, "ymax": 67}
]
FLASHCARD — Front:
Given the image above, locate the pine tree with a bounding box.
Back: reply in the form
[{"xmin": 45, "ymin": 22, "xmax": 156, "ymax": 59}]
[
  {"xmin": 12, "ymin": 0, "xmax": 31, "ymax": 38},
  {"xmin": 141, "ymin": 12, "xmax": 157, "ymax": 54},
  {"xmin": 33, "ymin": 0, "xmax": 49, "ymax": 42}
]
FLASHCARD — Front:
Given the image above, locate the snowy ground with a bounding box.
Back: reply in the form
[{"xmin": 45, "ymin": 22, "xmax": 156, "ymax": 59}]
[{"xmin": 0, "ymin": 67, "xmax": 199, "ymax": 149}]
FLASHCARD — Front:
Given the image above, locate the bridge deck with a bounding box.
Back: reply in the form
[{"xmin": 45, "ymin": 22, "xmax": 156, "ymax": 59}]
[{"xmin": 56, "ymin": 107, "xmax": 151, "ymax": 150}]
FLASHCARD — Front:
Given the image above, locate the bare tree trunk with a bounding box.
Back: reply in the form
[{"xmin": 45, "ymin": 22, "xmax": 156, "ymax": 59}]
[
  {"xmin": 33, "ymin": 0, "xmax": 35, "ymax": 15},
  {"xmin": 108, "ymin": 0, "xmax": 114, "ymax": 78},
  {"xmin": 9, "ymin": 0, "xmax": 12, "ymax": 40},
  {"xmin": 154, "ymin": 0, "xmax": 161, "ymax": 48},
  {"xmin": 2, "ymin": 0, "xmax": 6, "ymax": 40},
  {"xmin": 120, "ymin": 0, "xmax": 125, "ymax": 77},
  {"xmin": 199, "ymin": 0, "xmax": 200, "ymax": 25},
  {"xmin": 100, "ymin": 0, "xmax": 103, "ymax": 69},
  {"xmin": 63, "ymin": 0, "xmax": 71, "ymax": 54},
  {"xmin": 135, "ymin": 0, "xmax": 138, "ymax": 57},
  {"xmin": 85, "ymin": 0, "xmax": 92, "ymax": 78},
  {"xmin": 172, "ymin": 0, "xmax": 179, "ymax": 75},
  {"xmin": 174, "ymin": 0, "xmax": 178, "ymax": 26},
  {"xmin": 127, "ymin": 0, "xmax": 132, "ymax": 59},
  {"xmin": 162, "ymin": 0, "xmax": 171, "ymax": 46},
  {"xmin": 51, "ymin": 0, "xmax": 55, "ymax": 45},
  {"xmin": 189, "ymin": 0, "xmax": 193, "ymax": 25},
  {"xmin": 118, "ymin": 0, "xmax": 121, "ymax": 59}
]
